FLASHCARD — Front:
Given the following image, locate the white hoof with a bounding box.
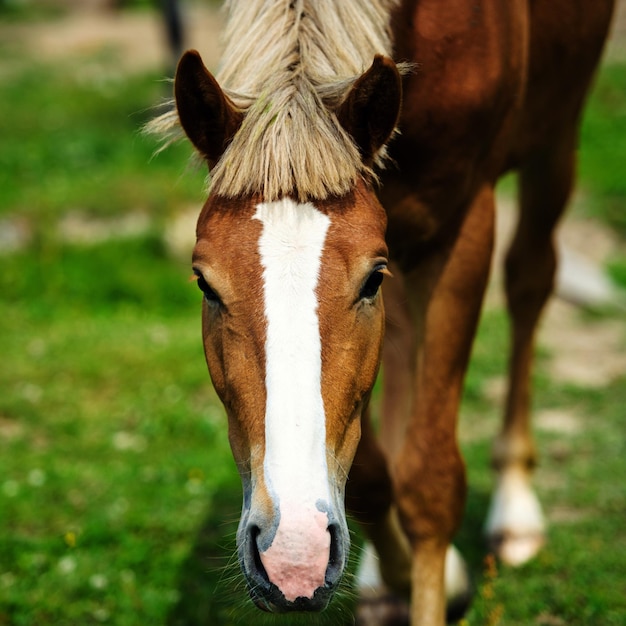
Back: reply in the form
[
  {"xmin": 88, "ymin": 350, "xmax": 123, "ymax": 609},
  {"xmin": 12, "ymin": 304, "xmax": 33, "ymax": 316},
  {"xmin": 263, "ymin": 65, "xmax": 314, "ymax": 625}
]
[
  {"xmin": 355, "ymin": 542, "xmax": 410, "ymax": 626},
  {"xmin": 356, "ymin": 541, "xmax": 384, "ymax": 596},
  {"xmin": 485, "ymin": 467, "xmax": 546, "ymax": 566},
  {"xmin": 357, "ymin": 542, "xmax": 472, "ymax": 622},
  {"xmin": 494, "ymin": 532, "xmax": 545, "ymax": 567},
  {"xmin": 445, "ymin": 544, "xmax": 473, "ymax": 621},
  {"xmin": 445, "ymin": 545, "xmax": 471, "ymax": 604}
]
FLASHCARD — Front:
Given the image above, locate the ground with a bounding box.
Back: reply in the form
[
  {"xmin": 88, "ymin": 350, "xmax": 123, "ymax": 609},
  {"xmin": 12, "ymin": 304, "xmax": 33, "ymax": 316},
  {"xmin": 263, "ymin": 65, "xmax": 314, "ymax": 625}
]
[{"xmin": 0, "ymin": 3, "xmax": 624, "ymax": 625}]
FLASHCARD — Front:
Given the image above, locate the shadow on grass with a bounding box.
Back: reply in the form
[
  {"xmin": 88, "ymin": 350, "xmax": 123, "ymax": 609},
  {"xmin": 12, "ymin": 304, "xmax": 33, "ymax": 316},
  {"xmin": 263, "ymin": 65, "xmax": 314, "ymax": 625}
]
[{"xmin": 166, "ymin": 478, "xmax": 241, "ymax": 626}]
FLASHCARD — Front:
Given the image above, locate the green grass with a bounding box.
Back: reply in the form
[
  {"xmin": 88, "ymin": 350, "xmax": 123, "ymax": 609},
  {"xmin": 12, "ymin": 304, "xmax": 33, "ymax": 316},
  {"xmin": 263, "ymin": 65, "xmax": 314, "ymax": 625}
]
[
  {"xmin": 579, "ymin": 62, "xmax": 626, "ymax": 232},
  {"xmin": 0, "ymin": 238, "xmax": 229, "ymax": 625},
  {"xmin": 458, "ymin": 310, "xmax": 626, "ymax": 625},
  {"xmin": 0, "ymin": 9, "xmax": 625, "ymax": 626},
  {"xmin": 0, "ymin": 60, "xmax": 205, "ymax": 225}
]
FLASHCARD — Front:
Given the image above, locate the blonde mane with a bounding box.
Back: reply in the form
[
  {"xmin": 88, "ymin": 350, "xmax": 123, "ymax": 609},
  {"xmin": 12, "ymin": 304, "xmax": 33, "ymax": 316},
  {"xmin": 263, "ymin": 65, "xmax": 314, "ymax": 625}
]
[{"xmin": 155, "ymin": 0, "xmax": 398, "ymax": 201}]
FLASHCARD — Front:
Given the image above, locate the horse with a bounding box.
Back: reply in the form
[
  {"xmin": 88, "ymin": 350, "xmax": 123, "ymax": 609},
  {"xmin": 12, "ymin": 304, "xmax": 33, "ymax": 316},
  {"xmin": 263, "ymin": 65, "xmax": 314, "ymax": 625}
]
[{"xmin": 150, "ymin": 0, "xmax": 614, "ymax": 623}]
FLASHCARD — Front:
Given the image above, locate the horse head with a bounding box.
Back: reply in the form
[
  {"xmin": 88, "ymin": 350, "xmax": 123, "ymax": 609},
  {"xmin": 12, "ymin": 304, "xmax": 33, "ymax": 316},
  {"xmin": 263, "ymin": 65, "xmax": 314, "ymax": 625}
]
[{"xmin": 174, "ymin": 50, "xmax": 401, "ymax": 612}]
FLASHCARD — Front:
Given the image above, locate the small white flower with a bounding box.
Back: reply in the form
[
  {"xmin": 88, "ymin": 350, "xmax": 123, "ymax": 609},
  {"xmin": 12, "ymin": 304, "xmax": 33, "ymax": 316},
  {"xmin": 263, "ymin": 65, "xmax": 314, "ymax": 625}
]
[
  {"xmin": 108, "ymin": 498, "xmax": 129, "ymax": 519},
  {"xmin": 186, "ymin": 499, "xmax": 204, "ymax": 517},
  {"xmin": 27, "ymin": 339, "xmax": 46, "ymax": 358},
  {"xmin": 2, "ymin": 480, "xmax": 19, "ymax": 498},
  {"xmin": 28, "ymin": 469, "xmax": 46, "ymax": 487},
  {"xmin": 92, "ymin": 607, "xmax": 110, "ymax": 622},
  {"xmin": 112, "ymin": 431, "xmax": 146, "ymax": 452},
  {"xmin": 20, "ymin": 383, "xmax": 42, "ymax": 404},
  {"xmin": 58, "ymin": 556, "xmax": 77, "ymax": 575},
  {"xmin": 149, "ymin": 324, "xmax": 169, "ymax": 345},
  {"xmin": 185, "ymin": 480, "xmax": 204, "ymax": 495},
  {"xmin": 89, "ymin": 574, "xmax": 108, "ymax": 590},
  {"xmin": 203, "ymin": 406, "xmax": 224, "ymax": 425}
]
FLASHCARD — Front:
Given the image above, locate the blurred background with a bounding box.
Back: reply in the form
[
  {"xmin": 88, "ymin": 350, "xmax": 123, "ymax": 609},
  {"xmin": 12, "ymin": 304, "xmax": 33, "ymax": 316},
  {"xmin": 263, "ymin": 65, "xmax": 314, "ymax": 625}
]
[{"xmin": 0, "ymin": 1, "xmax": 624, "ymax": 624}]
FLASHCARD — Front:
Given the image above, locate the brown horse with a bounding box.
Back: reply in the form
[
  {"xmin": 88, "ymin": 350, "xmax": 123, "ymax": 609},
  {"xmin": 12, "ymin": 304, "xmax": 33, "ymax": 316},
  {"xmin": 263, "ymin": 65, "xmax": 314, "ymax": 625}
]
[{"xmin": 151, "ymin": 0, "xmax": 614, "ymax": 623}]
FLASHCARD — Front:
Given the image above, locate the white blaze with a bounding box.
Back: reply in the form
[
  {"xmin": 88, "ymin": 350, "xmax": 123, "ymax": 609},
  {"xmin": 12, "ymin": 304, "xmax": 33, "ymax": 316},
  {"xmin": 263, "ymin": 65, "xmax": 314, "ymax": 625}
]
[{"xmin": 253, "ymin": 198, "xmax": 331, "ymax": 507}]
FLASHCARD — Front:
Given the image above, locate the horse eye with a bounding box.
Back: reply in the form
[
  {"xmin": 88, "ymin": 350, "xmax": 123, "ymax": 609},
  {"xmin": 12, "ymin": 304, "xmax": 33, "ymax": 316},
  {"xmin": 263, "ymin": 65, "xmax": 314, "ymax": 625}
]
[
  {"xmin": 359, "ymin": 268, "xmax": 385, "ymax": 300},
  {"xmin": 194, "ymin": 271, "xmax": 221, "ymax": 305}
]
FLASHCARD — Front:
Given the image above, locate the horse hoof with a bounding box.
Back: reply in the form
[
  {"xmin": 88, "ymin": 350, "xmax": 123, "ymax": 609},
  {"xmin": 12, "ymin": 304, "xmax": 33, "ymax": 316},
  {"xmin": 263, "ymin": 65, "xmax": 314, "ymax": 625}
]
[
  {"xmin": 485, "ymin": 468, "xmax": 546, "ymax": 566},
  {"xmin": 445, "ymin": 544, "xmax": 473, "ymax": 622},
  {"xmin": 489, "ymin": 531, "xmax": 545, "ymax": 566}
]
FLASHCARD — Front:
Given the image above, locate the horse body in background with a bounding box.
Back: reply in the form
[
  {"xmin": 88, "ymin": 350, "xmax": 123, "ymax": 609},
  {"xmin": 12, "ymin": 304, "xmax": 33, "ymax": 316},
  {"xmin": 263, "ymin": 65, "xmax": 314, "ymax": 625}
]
[{"xmin": 155, "ymin": 1, "xmax": 614, "ymax": 623}]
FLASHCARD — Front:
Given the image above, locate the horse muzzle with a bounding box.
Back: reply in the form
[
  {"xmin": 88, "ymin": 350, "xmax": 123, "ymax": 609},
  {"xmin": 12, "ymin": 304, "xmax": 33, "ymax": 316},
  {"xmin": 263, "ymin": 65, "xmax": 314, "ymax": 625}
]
[{"xmin": 238, "ymin": 499, "xmax": 349, "ymax": 612}]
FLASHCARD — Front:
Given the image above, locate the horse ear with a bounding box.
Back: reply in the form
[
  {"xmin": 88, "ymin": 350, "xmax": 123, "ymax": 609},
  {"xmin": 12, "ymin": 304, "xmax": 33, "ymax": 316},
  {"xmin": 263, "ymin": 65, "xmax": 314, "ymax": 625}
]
[
  {"xmin": 174, "ymin": 50, "xmax": 243, "ymax": 167},
  {"xmin": 337, "ymin": 55, "xmax": 402, "ymax": 163}
]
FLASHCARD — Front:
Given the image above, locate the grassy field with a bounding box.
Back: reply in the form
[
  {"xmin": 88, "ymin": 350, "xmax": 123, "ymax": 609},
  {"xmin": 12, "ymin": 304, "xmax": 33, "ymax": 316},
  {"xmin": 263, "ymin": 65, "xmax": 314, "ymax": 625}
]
[{"xmin": 0, "ymin": 5, "xmax": 625, "ymax": 626}]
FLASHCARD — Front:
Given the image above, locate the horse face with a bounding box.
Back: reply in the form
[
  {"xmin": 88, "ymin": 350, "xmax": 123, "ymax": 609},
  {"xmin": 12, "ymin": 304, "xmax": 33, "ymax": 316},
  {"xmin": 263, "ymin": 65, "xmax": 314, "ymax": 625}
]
[
  {"xmin": 192, "ymin": 183, "xmax": 388, "ymax": 611},
  {"xmin": 175, "ymin": 48, "xmax": 401, "ymax": 612}
]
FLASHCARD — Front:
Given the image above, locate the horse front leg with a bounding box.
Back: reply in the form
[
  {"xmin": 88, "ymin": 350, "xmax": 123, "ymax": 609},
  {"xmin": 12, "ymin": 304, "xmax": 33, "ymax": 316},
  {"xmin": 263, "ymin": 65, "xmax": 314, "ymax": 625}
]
[
  {"xmin": 349, "ymin": 260, "xmax": 472, "ymax": 625},
  {"xmin": 393, "ymin": 184, "xmax": 495, "ymax": 625},
  {"xmin": 487, "ymin": 131, "xmax": 577, "ymax": 565},
  {"xmin": 347, "ymin": 407, "xmax": 413, "ymax": 625}
]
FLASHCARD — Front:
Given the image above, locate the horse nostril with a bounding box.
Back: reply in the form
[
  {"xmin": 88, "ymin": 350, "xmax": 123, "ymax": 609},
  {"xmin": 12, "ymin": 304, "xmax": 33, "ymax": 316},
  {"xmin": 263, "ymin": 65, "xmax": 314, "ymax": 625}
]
[
  {"xmin": 248, "ymin": 525, "xmax": 270, "ymax": 585},
  {"xmin": 325, "ymin": 522, "xmax": 345, "ymax": 587}
]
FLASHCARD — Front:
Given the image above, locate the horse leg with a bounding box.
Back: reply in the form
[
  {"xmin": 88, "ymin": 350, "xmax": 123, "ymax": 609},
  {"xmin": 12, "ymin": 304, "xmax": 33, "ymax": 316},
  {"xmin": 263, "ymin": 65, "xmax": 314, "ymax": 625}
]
[
  {"xmin": 392, "ymin": 184, "xmax": 495, "ymax": 625},
  {"xmin": 386, "ymin": 260, "xmax": 473, "ymax": 618},
  {"xmin": 350, "ymin": 253, "xmax": 475, "ymax": 624},
  {"xmin": 347, "ymin": 405, "xmax": 412, "ymax": 624},
  {"xmin": 352, "ymin": 260, "xmax": 417, "ymax": 619},
  {"xmin": 487, "ymin": 131, "xmax": 577, "ymax": 565},
  {"xmin": 379, "ymin": 262, "xmax": 416, "ymax": 460},
  {"xmin": 355, "ymin": 261, "xmax": 422, "ymax": 617}
]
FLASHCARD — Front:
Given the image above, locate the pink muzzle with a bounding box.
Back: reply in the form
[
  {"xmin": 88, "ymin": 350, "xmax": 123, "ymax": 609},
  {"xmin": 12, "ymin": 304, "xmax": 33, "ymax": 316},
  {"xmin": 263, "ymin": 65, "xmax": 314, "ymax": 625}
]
[{"xmin": 259, "ymin": 505, "xmax": 331, "ymax": 601}]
